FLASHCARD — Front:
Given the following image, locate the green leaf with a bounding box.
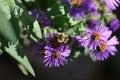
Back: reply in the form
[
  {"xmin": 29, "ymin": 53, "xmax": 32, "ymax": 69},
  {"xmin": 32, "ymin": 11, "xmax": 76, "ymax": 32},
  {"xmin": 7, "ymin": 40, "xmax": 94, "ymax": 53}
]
[
  {"xmin": 0, "ymin": 42, "xmax": 3, "ymax": 55},
  {"xmin": 84, "ymin": 48, "xmax": 89, "ymax": 56},
  {"xmin": 18, "ymin": 63, "xmax": 28, "ymax": 76},
  {"xmin": 0, "ymin": 2, "xmax": 11, "ymax": 19},
  {"xmin": 24, "ymin": 0, "xmax": 35, "ymax": 2},
  {"xmin": 0, "ymin": 42, "xmax": 1, "ymax": 47},
  {"xmin": 84, "ymin": 49, "xmax": 97, "ymax": 62},
  {"xmin": 0, "ymin": 10, "xmax": 16, "ymax": 42},
  {"xmin": 0, "ymin": 0, "xmax": 15, "ymax": 7},
  {"xmin": 43, "ymin": 27, "xmax": 57, "ymax": 35},
  {"xmin": 0, "ymin": 49, "xmax": 3, "ymax": 55},
  {"xmin": 76, "ymin": 21, "xmax": 86, "ymax": 32},
  {"xmin": 33, "ymin": 21, "xmax": 42, "ymax": 39},
  {"xmin": 69, "ymin": 17, "xmax": 81, "ymax": 26},
  {"xmin": 13, "ymin": 5, "xmax": 24, "ymax": 17},
  {"xmin": 47, "ymin": 0, "xmax": 63, "ymax": 16},
  {"xmin": 0, "ymin": 0, "xmax": 15, "ymax": 19},
  {"xmin": 73, "ymin": 51, "xmax": 81, "ymax": 58},
  {"xmin": 65, "ymin": 27, "xmax": 76, "ymax": 37},
  {"xmin": 5, "ymin": 41, "xmax": 35, "ymax": 76},
  {"xmin": 68, "ymin": 41, "xmax": 84, "ymax": 61},
  {"xmin": 52, "ymin": 16, "xmax": 69, "ymax": 30},
  {"xmin": 79, "ymin": 22, "xmax": 86, "ymax": 31},
  {"xmin": 91, "ymin": 57, "xmax": 97, "ymax": 62}
]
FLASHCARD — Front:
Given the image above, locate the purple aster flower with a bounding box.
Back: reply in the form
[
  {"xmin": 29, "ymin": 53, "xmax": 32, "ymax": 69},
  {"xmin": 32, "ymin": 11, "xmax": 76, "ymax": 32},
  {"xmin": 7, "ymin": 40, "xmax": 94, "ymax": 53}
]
[
  {"xmin": 61, "ymin": 0, "xmax": 97, "ymax": 20},
  {"xmin": 29, "ymin": 9, "xmax": 51, "ymax": 26},
  {"xmin": 109, "ymin": 18, "xmax": 120, "ymax": 31},
  {"xmin": 89, "ymin": 36, "xmax": 119, "ymax": 61},
  {"xmin": 39, "ymin": 32, "xmax": 70, "ymax": 67},
  {"xmin": 69, "ymin": 7, "xmax": 84, "ymax": 20},
  {"xmin": 60, "ymin": 0, "xmax": 71, "ymax": 3},
  {"xmin": 75, "ymin": 36, "xmax": 86, "ymax": 47},
  {"xmin": 82, "ymin": 24, "xmax": 112, "ymax": 50},
  {"xmin": 83, "ymin": 1, "xmax": 97, "ymax": 15},
  {"xmin": 45, "ymin": 32, "xmax": 61, "ymax": 48},
  {"xmin": 105, "ymin": 0, "xmax": 120, "ymax": 10},
  {"xmin": 42, "ymin": 44, "xmax": 71, "ymax": 67},
  {"xmin": 87, "ymin": 20, "xmax": 99, "ymax": 29}
]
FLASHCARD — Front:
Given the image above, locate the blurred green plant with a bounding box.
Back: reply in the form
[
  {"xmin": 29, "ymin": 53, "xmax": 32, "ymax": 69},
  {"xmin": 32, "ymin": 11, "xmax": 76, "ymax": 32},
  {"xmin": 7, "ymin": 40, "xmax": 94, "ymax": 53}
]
[
  {"xmin": 0, "ymin": 0, "xmax": 89, "ymax": 76},
  {"xmin": 0, "ymin": 0, "xmax": 36, "ymax": 76}
]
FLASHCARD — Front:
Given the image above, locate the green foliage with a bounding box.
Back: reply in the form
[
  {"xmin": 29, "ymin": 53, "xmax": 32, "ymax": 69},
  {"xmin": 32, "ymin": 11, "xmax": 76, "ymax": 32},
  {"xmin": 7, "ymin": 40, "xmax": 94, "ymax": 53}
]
[
  {"xmin": 68, "ymin": 40, "xmax": 84, "ymax": 61},
  {"xmin": 47, "ymin": 0, "xmax": 64, "ymax": 16},
  {"xmin": 0, "ymin": 42, "xmax": 3, "ymax": 55},
  {"xmin": 5, "ymin": 41, "xmax": 35, "ymax": 76},
  {"xmin": 52, "ymin": 15, "xmax": 69, "ymax": 30},
  {"xmin": 0, "ymin": 3, "xmax": 11, "ymax": 19},
  {"xmin": 0, "ymin": 9, "xmax": 16, "ymax": 42},
  {"xmin": 18, "ymin": 63, "xmax": 29, "ymax": 76},
  {"xmin": 65, "ymin": 27, "xmax": 76, "ymax": 37},
  {"xmin": 0, "ymin": 0, "xmax": 15, "ymax": 6},
  {"xmin": 69, "ymin": 17, "xmax": 81, "ymax": 26},
  {"xmin": 0, "ymin": 0, "xmax": 88, "ymax": 76},
  {"xmin": 24, "ymin": 0, "xmax": 35, "ymax": 2},
  {"xmin": 0, "ymin": 0, "xmax": 15, "ymax": 19},
  {"xmin": 0, "ymin": 49, "xmax": 3, "ymax": 55},
  {"xmin": 44, "ymin": 27, "xmax": 57, "ymax": 35},
  {"xmin": 33, "ymin": 21, "xmax": 42, "ymax": 39},
  {"xmin": 0, "ymin": 0, "xmax": 36, "ymax": 76}
]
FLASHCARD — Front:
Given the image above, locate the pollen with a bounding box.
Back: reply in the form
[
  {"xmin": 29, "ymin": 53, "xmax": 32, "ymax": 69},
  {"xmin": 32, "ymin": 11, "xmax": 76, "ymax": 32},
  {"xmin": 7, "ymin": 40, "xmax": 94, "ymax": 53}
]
[
  {"xmin": 92, "ymin": 32, "xmax": 100, "ymax": 41},
  {"xmin": 99, "ymin": 42, "xmax": 106, "ymax": 51},
  {"xmin": 53, "ymin": 52, "xmax": 60, "ymax": 59},
  {"xmin": 71, "ymin": 0, "xmax": 83, "ymax": 6}
]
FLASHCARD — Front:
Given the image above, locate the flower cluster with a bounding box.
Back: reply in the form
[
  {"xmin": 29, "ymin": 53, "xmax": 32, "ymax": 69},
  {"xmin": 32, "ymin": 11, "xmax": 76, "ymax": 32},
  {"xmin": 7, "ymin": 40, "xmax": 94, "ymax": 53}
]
[
  {"xmin": 61, "ymin": 0, "xmax": 97, "ymax": 20},
  {"xmin": 34, "ymin": 33, "xmax": 71, "ymax": 67},
  {"xmin": 75, "ymin": 22, "xmax": 119, "ymax": 61},
  {"xmin": 30, "ymin": 0, "xmax": 120, "ymax": 67},
  {"xmin": 29, "ymin": 9, "xmax": 51, "ymax": 26}
]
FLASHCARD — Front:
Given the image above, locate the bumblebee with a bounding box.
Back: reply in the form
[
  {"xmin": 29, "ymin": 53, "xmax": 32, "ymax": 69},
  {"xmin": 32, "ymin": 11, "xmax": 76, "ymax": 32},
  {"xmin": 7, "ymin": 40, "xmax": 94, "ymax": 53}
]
[{"xmin": 56, "ymin": 32, "xmax": 69, "ymax": 44}]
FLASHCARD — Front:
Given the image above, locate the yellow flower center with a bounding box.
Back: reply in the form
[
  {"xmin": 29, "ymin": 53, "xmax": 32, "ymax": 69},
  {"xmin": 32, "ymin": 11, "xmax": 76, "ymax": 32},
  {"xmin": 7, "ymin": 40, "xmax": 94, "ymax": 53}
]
[
  {"xmin": 92, "ymin": 32, "xmax": 100, "ymax": 41},
  {"xmin": 71, "ymin": 0, "xmax": 83, "ymax": 6},
  {"xmin": 53, "ymin": 52, "xmax": 60, "ymax": 59},
  {"xmin": 99, "ymin": 42, "xmax": 106, "ymax": 51}
]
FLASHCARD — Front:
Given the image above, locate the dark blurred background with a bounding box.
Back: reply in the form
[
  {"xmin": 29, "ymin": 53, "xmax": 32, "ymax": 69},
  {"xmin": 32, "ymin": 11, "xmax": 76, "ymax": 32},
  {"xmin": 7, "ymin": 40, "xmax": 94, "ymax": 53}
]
[{"xmin": 0, "ymin": 6, "xmax": 120, "ymax": 80}]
